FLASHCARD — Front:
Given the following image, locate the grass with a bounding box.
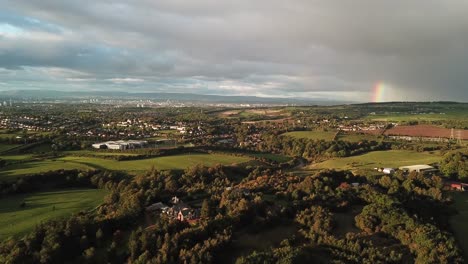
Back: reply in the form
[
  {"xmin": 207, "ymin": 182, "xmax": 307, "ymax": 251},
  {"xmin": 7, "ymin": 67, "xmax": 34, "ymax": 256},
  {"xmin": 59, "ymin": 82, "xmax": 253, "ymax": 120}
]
[
  {"xmin": 310, "ymin": 150, "xmax": 441, "ymax": 170},
  {"xmin": 0, "ymin": 153, "xmax": 251, "ymax": 181},
  {"xmin": 367, "ymin": 111, "xmax": 468, "ymax": 122},
  {"xmin": 0, "ymin": 154, "xmax": 34, "ymax": 162},
  {"xmin": 0, "ymin": 188, "xmax": 107, "ymax": 239},
  {"xmin": 0, "ymin": 153, "xmax": 252, "ymax": 180},
  {"xmin": 23, "ymin": 143, "xmax": 53, "ymax": 153},
  {"xmin": 0, "ymin": 143, "xmax": 21, "ymax": 153},
  {"xmin": 249, "ymin": 153, "xmax": 292, "ymax": 163},
  {"xmin": 283, "ymin": 131, "xmax": 336, "ymax": 141},
  {"xmin": 59, "ymin": 153, "xmax": 251, "ymax": 173},
  {"xmin": 450, "ymin": 192, "xmax": 468, "ymax": 259},
  {"xmin": 336, "ymin": 133, "xmax": 380, "ymax": 142},
  {"xmin": 64, "ymin": 150, "xmax": 140, "ymax": 156},
  {"xmin": 0, "ymin": 160, "xmax": 92, "ymax": 181},
  {"xmin": 284, "ymin": 131, "xmax": 381, "ymax": 143}
]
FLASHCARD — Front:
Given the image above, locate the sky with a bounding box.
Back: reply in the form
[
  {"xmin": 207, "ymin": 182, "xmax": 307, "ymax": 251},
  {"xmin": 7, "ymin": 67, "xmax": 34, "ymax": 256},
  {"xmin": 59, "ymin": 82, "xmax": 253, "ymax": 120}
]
[{"xmin": 1, "ymin": 1, "xmax": 468, "ymax": 102}]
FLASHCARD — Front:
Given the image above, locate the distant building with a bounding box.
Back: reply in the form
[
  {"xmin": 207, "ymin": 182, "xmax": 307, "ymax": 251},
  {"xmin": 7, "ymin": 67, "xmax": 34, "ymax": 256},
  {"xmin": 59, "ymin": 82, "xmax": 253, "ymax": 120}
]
[{"xmin": 92, "ymin": 140, "xmax": 148, "ymax": 150}]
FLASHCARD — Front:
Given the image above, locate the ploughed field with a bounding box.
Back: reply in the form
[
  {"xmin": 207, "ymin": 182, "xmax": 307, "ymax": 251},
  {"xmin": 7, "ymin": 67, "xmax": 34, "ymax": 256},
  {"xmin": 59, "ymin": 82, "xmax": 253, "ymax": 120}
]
[
  {"xmin": 384, "ymin": 125, "xmax": 468, "ymax": 140},
  {"xmin": 0, "ymin": 188, "xmax": 107, "ymax": 239}
]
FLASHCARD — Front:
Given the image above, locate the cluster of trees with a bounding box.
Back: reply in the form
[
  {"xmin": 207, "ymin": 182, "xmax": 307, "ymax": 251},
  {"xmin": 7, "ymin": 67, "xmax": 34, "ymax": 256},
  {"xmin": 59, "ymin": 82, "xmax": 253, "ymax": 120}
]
[
  {"xmin": 0, "ymin": 170, "xmax": 145, "ymax": 263},
  {"xmin": 231, "ymin": 168, "xmax": 464, "ymax": 264},
  {"xmin": 253, "ymin": 133, "xmax": 389, "ymax": 160},
  {"xmin": 356, "ymin": 189, "xmax": 462, "ymax": 263},
  {"xmin": 0, "ymin": 149, "xmax": 465, "ymax": 263},
  {"xmin": 440, "ymin": 151, "xmax": 468, "ymax": 180}
]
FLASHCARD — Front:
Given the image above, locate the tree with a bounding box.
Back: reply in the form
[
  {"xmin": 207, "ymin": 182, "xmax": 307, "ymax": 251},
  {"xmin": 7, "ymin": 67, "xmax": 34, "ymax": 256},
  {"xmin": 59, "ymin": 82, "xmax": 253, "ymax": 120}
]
[
  {"xmin": 95, "ymin": 228, "xmax": 104, "ymax": 247},
  {"xmin": 201, "ymin": 199, "xmax": 211, "ymax": 219},
  {"xmin": 440, "ymin": 151, "xmax": 468, "ymax": 180},
  {"xmin": 82, "ymin": 247, "xmax": 95, "ymax": 262}
]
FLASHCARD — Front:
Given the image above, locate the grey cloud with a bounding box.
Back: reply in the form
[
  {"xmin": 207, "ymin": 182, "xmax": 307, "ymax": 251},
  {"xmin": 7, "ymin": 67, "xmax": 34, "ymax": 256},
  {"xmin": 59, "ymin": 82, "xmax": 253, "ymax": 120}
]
[{"xmin": 1, "ymin": 1, "xmax": 468, "ymax": 101}]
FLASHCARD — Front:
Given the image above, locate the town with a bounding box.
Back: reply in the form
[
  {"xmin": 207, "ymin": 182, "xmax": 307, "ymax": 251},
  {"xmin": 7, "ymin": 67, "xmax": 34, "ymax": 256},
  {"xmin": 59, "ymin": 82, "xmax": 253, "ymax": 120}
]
[{"xmin": 0, "ymin": 100, "xmax": 466, "ymax": 263}]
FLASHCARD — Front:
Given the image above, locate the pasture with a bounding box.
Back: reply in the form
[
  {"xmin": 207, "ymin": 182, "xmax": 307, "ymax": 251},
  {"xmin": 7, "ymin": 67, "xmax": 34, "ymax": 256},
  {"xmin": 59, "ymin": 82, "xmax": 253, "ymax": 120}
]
[
  {"xmin": 0, "ymin": 143, "xmax": 21, "ymax": 153},
  {"xmin": 336, "ymin": 132, "xmax": 380, "ymax": 142},
  {"xmin": 249, "ymin": 153, "xmax": 292, "ymax": 163},
  {"xmin": 367, "ymin": 111, "xmax": 467, "ymax": 122},
  {"xmin": 0, "ymin": 160, "xmax": 92, "ymax": 181},
  {"xmin": 283, "ymin": 130, "xmax": 380, "ymax": 143},
  {"xmin": 64, "ymin": 150, "xmax": 140, "ymax": 156},
  {"xmin": 0, "ymin": 153, "xmax": 252, "ymax": 180},
  {"xmin": 283, "ymin": 131, "xmax": 336, "ymax": 141},
  {"xmin": 0, "ymin": 188, "xmax": 107, "ymax": 239},
  {"xmin": 310, "ymin": 150, "xmax": 441, "ymax": 170},
  {"xmin": 59, "ymin": 153, "xmax": 250, "ymax": 172}
]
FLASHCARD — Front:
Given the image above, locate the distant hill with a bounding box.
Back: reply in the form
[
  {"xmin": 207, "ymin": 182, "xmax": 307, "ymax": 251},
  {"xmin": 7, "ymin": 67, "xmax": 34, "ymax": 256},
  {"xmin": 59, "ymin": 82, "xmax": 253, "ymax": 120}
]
[{"xmin": 0, "ymin": 90, "xmax": 349, "ymax": 105}]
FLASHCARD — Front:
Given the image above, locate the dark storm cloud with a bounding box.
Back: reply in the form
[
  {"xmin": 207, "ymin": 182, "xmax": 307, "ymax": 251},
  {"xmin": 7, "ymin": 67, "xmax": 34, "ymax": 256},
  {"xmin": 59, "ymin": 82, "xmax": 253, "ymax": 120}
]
[{"xmin": 1, "ymin": 0, "xmax": 467, "ymax": 101}]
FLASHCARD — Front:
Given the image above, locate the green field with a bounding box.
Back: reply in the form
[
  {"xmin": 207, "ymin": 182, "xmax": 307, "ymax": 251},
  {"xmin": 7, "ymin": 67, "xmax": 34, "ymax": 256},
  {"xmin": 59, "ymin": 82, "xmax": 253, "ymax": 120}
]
[
  {"xmin": 64, "ymin": 150, "xmax": 140, "ymax": 156},
  {"xmin": 249, "ymin": 153, "xmax": 292, "ymax": 163},
  {"xmin": 0, "ymin": 143, "xmax": 21, "ymax": 153},
  {"xmin": 283, "ymin": 131, "xmax": 379, "ymax": 143},
  {"xmin": 0, "ymin": 160, "xmax": 92, "ymax": 181},
  {"xmin": 336, "ymin": 133, "xmax": 380, "ymax": 142},
  {"xmin": 59, "ymin": 153, "xmax": 250, "ymax": 172},
  {"xmin": 311, "ymin": 150, "xmax": 441, "ymax": 170},
  {"xmin": 0, "ymin": 153, "xmax": 252, "ymax": 180},
  {"xmin": 0, "ymin": 188, "xmax": 107, "ymax": 239},
  {"xmin": 450, "ymin": 192, "xmax": 468, "ymax": 259},
  {"xmin": 283, "ymin": 131, "xmax": 336, "ymax": 141},
  {"xmin": 0, "ymin": 154, "xmax": 34, "ymax": 161},
  {"xmin": 367, "ymin": 111, "xmax": 467, "ymax": 122}
]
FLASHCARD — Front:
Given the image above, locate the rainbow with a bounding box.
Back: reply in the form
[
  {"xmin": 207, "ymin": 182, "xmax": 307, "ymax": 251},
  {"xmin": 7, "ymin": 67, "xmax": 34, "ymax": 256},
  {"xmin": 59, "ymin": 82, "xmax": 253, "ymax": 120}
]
[{"xmin": 372, "ymin": 82, "xmax": 385, "ymax": 102}]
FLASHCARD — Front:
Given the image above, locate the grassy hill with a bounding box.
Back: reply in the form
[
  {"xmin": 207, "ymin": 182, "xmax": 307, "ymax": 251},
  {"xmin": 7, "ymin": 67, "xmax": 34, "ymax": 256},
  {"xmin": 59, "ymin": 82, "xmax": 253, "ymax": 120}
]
[
  {"xmin": 0, "ymin": 153, "xmax": 252, "ymax": 181},
  {"xmin": 0, "ymin": 188, "xmax": 107, "ymax": 239},
  {"xmin": 310, "ymin": 150, "xmax": 441, "ymax": 170}
]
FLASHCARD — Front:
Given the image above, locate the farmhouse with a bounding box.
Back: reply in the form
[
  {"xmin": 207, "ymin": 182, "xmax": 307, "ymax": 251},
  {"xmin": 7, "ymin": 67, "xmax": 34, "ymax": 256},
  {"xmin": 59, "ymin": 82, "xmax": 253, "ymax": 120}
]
[
  {"xmin": 156, "ymin": 196, "xmax": 200, "ymax": 223},
  {"xmin": 92, "ymin": 140, "xmax": 148, "ymax": 150},
  {"xmin": 399, "ymin": 164, "xmax": 437, "ymax": 174}
]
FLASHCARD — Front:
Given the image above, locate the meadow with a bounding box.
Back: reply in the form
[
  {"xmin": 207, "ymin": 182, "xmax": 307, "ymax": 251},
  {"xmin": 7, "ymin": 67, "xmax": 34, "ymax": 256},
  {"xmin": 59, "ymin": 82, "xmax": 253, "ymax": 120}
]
[
  {"xmin": 283, "ymin": 131, "xmax": 336, "ymax": 141},
  {"xmin": 0, "ymin": 153, "xmax": 252, "ymax": 181},
  {"xmin": 0, "ymin": 143, "xmax": 21, "ymax": 153},
  {"xmin": 0, "ymin": 188, "xmax": 107, "ymax": 239},
  {"xmin": 366, "ymin": 111, "xmax": 467, "ymax": 122},
  {"xmin": 59, "ymin": 153, "xmax": 250, "ymax": 172},
  {"xmin": 248, "ymin": 153, "xmax": 292, "ymax": 163},
  {"xmin": 0, "ymin": 160, "xmax": 91, "ymax": 181},
  {"xmin": 310, "ymin": 150, "xmax": 441, "ymax": 170},
  {"xmin": 283, "ymin": 130, "xmax": 380, "ymax": 143},
  {"xmin": 336, "ymin": 132, "xmax": 380, "ymax": 142}
]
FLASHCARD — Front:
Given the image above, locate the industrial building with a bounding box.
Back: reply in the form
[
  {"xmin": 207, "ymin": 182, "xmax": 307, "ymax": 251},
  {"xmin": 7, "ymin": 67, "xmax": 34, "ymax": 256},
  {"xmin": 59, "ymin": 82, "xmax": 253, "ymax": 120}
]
[
  {"xmin": 92, "ymin": 140, "xmax": 148, "ymax": 150},
  {"xmin": 399, "ymin": 164, "xmax": 437, "ymax": 174}
]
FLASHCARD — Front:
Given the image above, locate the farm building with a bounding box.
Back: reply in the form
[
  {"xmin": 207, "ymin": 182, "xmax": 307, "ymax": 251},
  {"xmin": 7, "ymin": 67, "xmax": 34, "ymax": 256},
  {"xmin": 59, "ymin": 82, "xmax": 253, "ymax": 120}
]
[
  {"xmin": 92, "ymin": 140, "xmax": 148, "ymax": 150},
  {"xmin": 445, "ymin": 182, "xmax": 468, "ymax": 191},
  {"xmin": 382, "ymin": 168, "xmax": 395, "ymax": 174},
  {"xmin": 145, "ymin": 202, "xmax": 169, "ymax": 212},
  {"xmin": 399, "ymin": 164, "xmax": 437, "ymax": 174}
]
